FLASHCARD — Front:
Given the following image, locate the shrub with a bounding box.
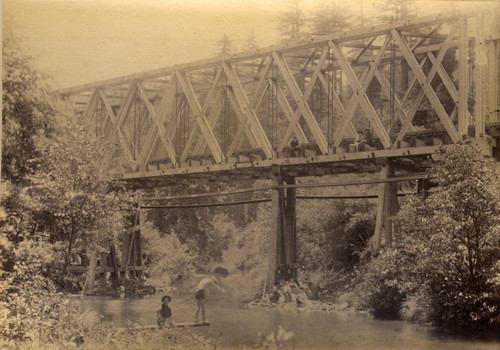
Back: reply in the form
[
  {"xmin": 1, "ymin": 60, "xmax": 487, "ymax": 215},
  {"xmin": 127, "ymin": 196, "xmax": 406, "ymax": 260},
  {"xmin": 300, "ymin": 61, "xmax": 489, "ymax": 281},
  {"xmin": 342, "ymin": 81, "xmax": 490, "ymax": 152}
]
[{"xmin": 350, "ymin": 145, "xmax": 500, "ymax": 327}]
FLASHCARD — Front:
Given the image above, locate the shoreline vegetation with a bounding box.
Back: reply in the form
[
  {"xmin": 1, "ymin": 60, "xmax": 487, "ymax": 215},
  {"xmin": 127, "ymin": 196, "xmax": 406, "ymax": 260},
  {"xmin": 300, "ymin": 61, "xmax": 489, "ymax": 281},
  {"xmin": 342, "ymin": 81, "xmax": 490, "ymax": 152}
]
[{"xmin": 2, "ymin": 3, "xmax": 500, "ymax": 349}]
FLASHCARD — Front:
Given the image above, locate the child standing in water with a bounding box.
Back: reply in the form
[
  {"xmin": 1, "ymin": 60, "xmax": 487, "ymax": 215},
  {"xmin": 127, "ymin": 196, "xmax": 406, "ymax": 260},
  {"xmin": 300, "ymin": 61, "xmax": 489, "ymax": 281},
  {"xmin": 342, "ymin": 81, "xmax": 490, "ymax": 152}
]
[
  {"xmin": 157, "ymin": 295, "xmax": 173, "ymax": 328},
  {"xmin": 195, "ymin": 268, "xmax": 228, "ymax": 323}
]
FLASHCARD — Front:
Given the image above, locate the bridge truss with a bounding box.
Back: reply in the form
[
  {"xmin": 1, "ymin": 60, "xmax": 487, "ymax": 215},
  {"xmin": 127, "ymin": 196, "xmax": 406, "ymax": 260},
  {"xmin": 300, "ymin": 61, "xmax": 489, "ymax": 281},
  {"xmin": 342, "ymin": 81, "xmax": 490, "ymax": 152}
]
[{"xmin": 58, "ymin": 11, "xmax": 500, "ymax": 290}]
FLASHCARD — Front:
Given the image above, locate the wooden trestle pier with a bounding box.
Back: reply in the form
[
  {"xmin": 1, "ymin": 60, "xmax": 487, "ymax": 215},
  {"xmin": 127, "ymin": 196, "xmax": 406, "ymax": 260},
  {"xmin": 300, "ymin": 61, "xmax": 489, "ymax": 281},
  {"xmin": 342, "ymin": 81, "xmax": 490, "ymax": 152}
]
[{"xmin": 58, "ymin": 11, "xmax": 499, "ymax": 291}]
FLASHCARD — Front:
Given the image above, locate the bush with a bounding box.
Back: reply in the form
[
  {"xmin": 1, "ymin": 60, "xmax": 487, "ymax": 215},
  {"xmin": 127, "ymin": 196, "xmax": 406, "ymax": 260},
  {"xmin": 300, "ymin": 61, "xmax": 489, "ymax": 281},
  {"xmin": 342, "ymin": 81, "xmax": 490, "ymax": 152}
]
[
  {"xmin": 350, "ymin": 145, "xmax": 500, "ymax": 327},
  {"xmin": 141, "ymin": 222, "xmax": 195, "ymax": 292}
]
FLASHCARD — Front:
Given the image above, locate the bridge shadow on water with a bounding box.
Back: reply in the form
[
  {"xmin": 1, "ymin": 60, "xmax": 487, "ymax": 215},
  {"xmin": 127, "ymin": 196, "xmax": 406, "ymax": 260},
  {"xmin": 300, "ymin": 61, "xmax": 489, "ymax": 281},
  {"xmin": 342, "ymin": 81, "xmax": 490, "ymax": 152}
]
[{"xmin": 76, "ymin": 294, "xmax": 500, "ymax": 349}]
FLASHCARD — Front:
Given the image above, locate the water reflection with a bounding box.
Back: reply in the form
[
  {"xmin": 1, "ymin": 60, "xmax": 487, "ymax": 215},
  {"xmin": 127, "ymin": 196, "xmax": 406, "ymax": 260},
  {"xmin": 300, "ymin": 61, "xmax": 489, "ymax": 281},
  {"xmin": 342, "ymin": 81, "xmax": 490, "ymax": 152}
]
[{"xmin": 75, "ymin": 295, "xmax": 500, "ymax": 349}]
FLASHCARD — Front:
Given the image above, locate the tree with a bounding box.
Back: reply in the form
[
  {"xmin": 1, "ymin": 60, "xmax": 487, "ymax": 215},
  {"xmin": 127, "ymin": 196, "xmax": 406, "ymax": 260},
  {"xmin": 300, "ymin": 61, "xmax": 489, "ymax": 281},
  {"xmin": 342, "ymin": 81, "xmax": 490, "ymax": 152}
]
[
  {"xmin": 309, "ymin": 1, "xmax": 350, "ymax": 35},
  {"xmin": 141, "ymin": 222, "xmax": 195, "ymax": 291},
  {"xmin": 2, "ymin": 29, "xmax": 56, "ymax": 183},
  {"xmin": 378, "ymin": 0, "xmax": 413, "ymax": 23},
  {"xmin": 20, "ymin": 108, "xmax": 130, "ymax": 286},
  {"xmin": 216, "ymin": 34, "xmax": 235, "ymax": 56},
  {"xmin": 352, "ymin": 145, "xmax": 500, "ymax": 326},
  {"xmin": 245, "ymin": 30, "xmax": 259, "ymax": 51},
  {"xmin": 278, "ymin": 0, "xmax": 306, "ymax": 41}
]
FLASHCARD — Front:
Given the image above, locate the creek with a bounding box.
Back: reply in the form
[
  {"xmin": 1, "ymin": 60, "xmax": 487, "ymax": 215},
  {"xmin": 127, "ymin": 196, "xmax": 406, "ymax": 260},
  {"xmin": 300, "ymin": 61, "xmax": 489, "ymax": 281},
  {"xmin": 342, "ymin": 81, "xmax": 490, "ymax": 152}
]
[{"xmin": 77, "ymin": 295, "xmax": 500, "ymax": 349}]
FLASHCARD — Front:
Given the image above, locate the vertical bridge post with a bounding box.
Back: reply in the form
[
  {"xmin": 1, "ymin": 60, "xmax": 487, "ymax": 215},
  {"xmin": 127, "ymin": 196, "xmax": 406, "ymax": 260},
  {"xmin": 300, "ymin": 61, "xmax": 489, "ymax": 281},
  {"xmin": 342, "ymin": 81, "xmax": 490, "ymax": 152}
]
[
  {"xmin": 266, "ymin": 167, "xmax": 297, "ymax": 291},
  {"xmin": 371, "ymin": 158, "xmax": 399, "ymax": 254}
]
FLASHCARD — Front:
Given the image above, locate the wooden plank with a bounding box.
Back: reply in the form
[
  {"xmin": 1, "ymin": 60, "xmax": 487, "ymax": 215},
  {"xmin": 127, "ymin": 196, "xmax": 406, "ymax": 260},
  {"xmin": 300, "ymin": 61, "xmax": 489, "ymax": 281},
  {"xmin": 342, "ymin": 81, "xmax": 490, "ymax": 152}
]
[
  {"xmin": 226, "ymin": 58, "xmax": 274, "ymax": 155},
  {"xmin": 137, "ymin": 82, "xmax": 178, "ymax": 168},
  {"xmin": 222, "ymin": 61, "xmax": 273, "ymax": 158},
  {"xmin": 458, "ymin": 15, "xmax": 468, "ymax": 135},
  {"xmin": 330, "ymin": 36, "xmax": 391, "ymax": 148},
  {"xmin": 98, "ymin": 88, "xmax": 136, "ymax": 169},
  {"xmin": 275, "ymin": 82, "xmax": 308, "ymax": 146},
  {"xmin": 82, "ymin": 88, "xmax": 98, "ymax": 122},
  {"xmin": 194, "ymin": 90, "xmax": 224, "ymax": 154},
  {"xmin": 273, "ymin": 48, "xmax": 329, "ymax": 154},
  {"xmin": 225, "ymin": 88, "xmax": 260, "ymax": 150},
  {"xmin": 186, "ymin": 67, "xmax": 224, "ymax": 156},
  {"xmin": 316, "ymin": 71, "xmax": 357, "ymax": 139},
  {"xmin": 474, "ymin": 14, "xmax": 486, "ymax": 137},
  {"xmin": 127, "ymin": 322, "xmax": 211, "ymax": 331},
  {"xmin": 391, "ymin": 28, "xmax": 459, "ymax": 143},
  {"xmin": 226, "ymin": 60, "xmax": 273, "ymax": 155},
  {"xmin": 137, "ymin": 77, "xmax": 178, "ymax": 168},
  {"xmin": 371, "ymin": 162, "xmax": 390, "ymax": 254},
  {"xmin": 487, "ymin": 40, "xmax": 498, "ymax": 123},
  {"xmin": 175, "ymin": 71, "xmax": 224, "ymax": 163},
  {"xmin": 267, "ymin": 171, "xmax": 282, "ymax": 290},
  {"xmin": 374, "ymin": 67, "xmax": 415, "ymax": 132}
]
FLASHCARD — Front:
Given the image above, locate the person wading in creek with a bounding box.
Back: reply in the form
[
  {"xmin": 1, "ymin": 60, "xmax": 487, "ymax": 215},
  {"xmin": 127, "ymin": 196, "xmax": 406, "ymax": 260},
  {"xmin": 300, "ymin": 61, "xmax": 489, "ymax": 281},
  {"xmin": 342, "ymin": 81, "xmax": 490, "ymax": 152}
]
[{"xmin": 195, "ymin": 267, "xmax": 228, "ymax": 323}]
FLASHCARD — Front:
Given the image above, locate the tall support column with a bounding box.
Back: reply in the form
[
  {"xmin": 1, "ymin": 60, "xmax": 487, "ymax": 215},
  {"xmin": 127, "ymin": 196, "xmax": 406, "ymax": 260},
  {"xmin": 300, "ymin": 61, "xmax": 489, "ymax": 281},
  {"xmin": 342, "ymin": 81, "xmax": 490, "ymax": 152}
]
[
  {"xmin": 266, "ymin": 168, "xmax": 298, "ymax": 290},
  {"xmin": 475, "ymin": 14, "xmax": 486, "ymax": 138},
  {"xmin": 266, "ymin": 168, "xmax": 284, "ymax": 290},
  {"xmin": 458, "ymin": 16, "xmax": 469, "ymax": 138},
  {"xmin": 371, "ymin": 159, "xmax": 399, "ymax": 254},
  {"xmin": 284, "ymin": 176, "xmax": 297, "ymax": 282},
  {"xmin": 84, "ymin": 250, "xmax": 98, "ymax": 295},
  {"xmin": 487, "ymin": 39, "xmax": 499, "ymax": 124},
  {"xmin": 134, "ymin": 212, "xmax": 143, "ymax": 279}
]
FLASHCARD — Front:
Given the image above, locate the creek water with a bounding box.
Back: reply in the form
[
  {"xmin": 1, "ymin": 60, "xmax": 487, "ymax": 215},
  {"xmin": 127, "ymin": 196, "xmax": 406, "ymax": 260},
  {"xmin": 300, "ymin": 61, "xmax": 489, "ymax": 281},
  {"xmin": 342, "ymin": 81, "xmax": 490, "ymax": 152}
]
[{"xmin": 77, "ymin": 294, "xmax": 500, "ymax": 349}]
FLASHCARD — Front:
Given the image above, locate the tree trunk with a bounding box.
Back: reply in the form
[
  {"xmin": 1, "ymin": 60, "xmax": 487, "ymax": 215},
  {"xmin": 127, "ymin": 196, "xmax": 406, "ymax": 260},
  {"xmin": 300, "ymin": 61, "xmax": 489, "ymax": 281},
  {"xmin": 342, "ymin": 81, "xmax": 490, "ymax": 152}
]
[
  {"xmin": 62, "ymin": 219, "xmax": 76, "ymax": 278},
  {"xmin": 84, "ymin": 250, "xmax": 98, "ymax": 295}
]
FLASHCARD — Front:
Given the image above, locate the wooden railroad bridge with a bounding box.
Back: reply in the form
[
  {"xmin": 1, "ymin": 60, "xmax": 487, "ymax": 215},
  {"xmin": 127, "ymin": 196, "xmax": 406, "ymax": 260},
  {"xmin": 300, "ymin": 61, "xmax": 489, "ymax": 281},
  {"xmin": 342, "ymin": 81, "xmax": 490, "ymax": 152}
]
[{"xmin": 58, "ymin": 11, "xmax": 500, "ymax": 293}]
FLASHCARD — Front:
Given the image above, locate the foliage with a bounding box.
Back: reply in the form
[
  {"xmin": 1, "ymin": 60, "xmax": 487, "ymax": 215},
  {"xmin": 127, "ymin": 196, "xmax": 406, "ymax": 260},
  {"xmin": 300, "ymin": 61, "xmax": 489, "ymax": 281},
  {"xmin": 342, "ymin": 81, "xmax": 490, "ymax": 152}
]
[
  {"xmin": 297, "ymin": 184, "xmax": 375, "ymax": 274},
  {"xmin": 221, "ymin": 204, "xmax": 270, "ymax": 274},
  {"xmin": 377, "ymin": 0, "xmax": 414, "ymax": 23},
  {"xmin": 2, "ymin": 29, "xmax": 56, "ymax": 184},
  {"xmin": 0, "ymin": 239, "xmax": 102, "ymax": 348},
  {"xmin": 245, "ymin": 30, "xmax": 260, "ymax": 51},
  {"xmin": 278, "ymin": 0, "xmax": 306, "ymax": 41},
  {"xmin": 141, "ymin": 222, "xmax": 195, "ymax": 291},
  {"xmin": 17, "ymin": 108, "xmax": 130, "ymax": 287},
  {"xmin": 350, "ymin": 145, "xmax": 500, "ymax": 327},
  {"xmin": 216, "ymin": 33, "xmax": 236, "ymax": 56},
  {"xmin": 2, "ymin": 26, "xmax": 131, "ymax": 291},
  {"xmin": 309, "ymin": 1, "xmax": 350, "ymax": 35}
]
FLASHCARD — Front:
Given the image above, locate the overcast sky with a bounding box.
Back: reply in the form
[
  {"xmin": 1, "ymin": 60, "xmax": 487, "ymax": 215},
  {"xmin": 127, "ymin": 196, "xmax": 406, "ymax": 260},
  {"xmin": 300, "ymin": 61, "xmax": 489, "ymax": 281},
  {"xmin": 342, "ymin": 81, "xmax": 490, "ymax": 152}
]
[{"xmin": 3, "ymin": 0, "xmax": 497, "ymax": 90}]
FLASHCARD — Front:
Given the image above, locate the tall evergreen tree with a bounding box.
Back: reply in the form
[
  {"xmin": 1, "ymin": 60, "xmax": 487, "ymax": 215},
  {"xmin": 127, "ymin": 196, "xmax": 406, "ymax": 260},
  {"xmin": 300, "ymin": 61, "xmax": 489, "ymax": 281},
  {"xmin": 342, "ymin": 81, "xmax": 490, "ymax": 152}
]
[
  {"xmin": 309, "ymin": 1, "xmax": 350, "ymax": 35},
  {"xmin": 278, "ymin": 0, "xmax": 306, "ymax": 41},
  {"xmin": 216, "ymin": 33, "xmax": 236, "ymax": 56}
]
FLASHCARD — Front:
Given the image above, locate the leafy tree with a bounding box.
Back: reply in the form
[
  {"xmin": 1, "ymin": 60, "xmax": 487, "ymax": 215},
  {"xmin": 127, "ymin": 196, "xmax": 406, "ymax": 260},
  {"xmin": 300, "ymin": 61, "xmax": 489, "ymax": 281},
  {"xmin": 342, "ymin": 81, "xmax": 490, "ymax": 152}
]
[
  {"xmin": 141, "ymin": 222, "xmax": 195, "ymax": 291},
  {"xmin": 351, "ymin": 145, "xmax": 500, "ymax": 327},
  {"xmin": 19, "ymin": 109, "xmax": 131, "ymax": 285},
  {"xmin": 2, "ymin": 29, "xmax": 56, "ymax": 183}
]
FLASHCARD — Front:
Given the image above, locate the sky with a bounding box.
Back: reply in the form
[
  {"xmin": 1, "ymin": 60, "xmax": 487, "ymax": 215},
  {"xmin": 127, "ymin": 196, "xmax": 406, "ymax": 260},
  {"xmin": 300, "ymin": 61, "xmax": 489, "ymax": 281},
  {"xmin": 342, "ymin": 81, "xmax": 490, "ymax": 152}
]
[{"xmin": 3, "ymin": 0, "xmax": 498, "ymax": 90}]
